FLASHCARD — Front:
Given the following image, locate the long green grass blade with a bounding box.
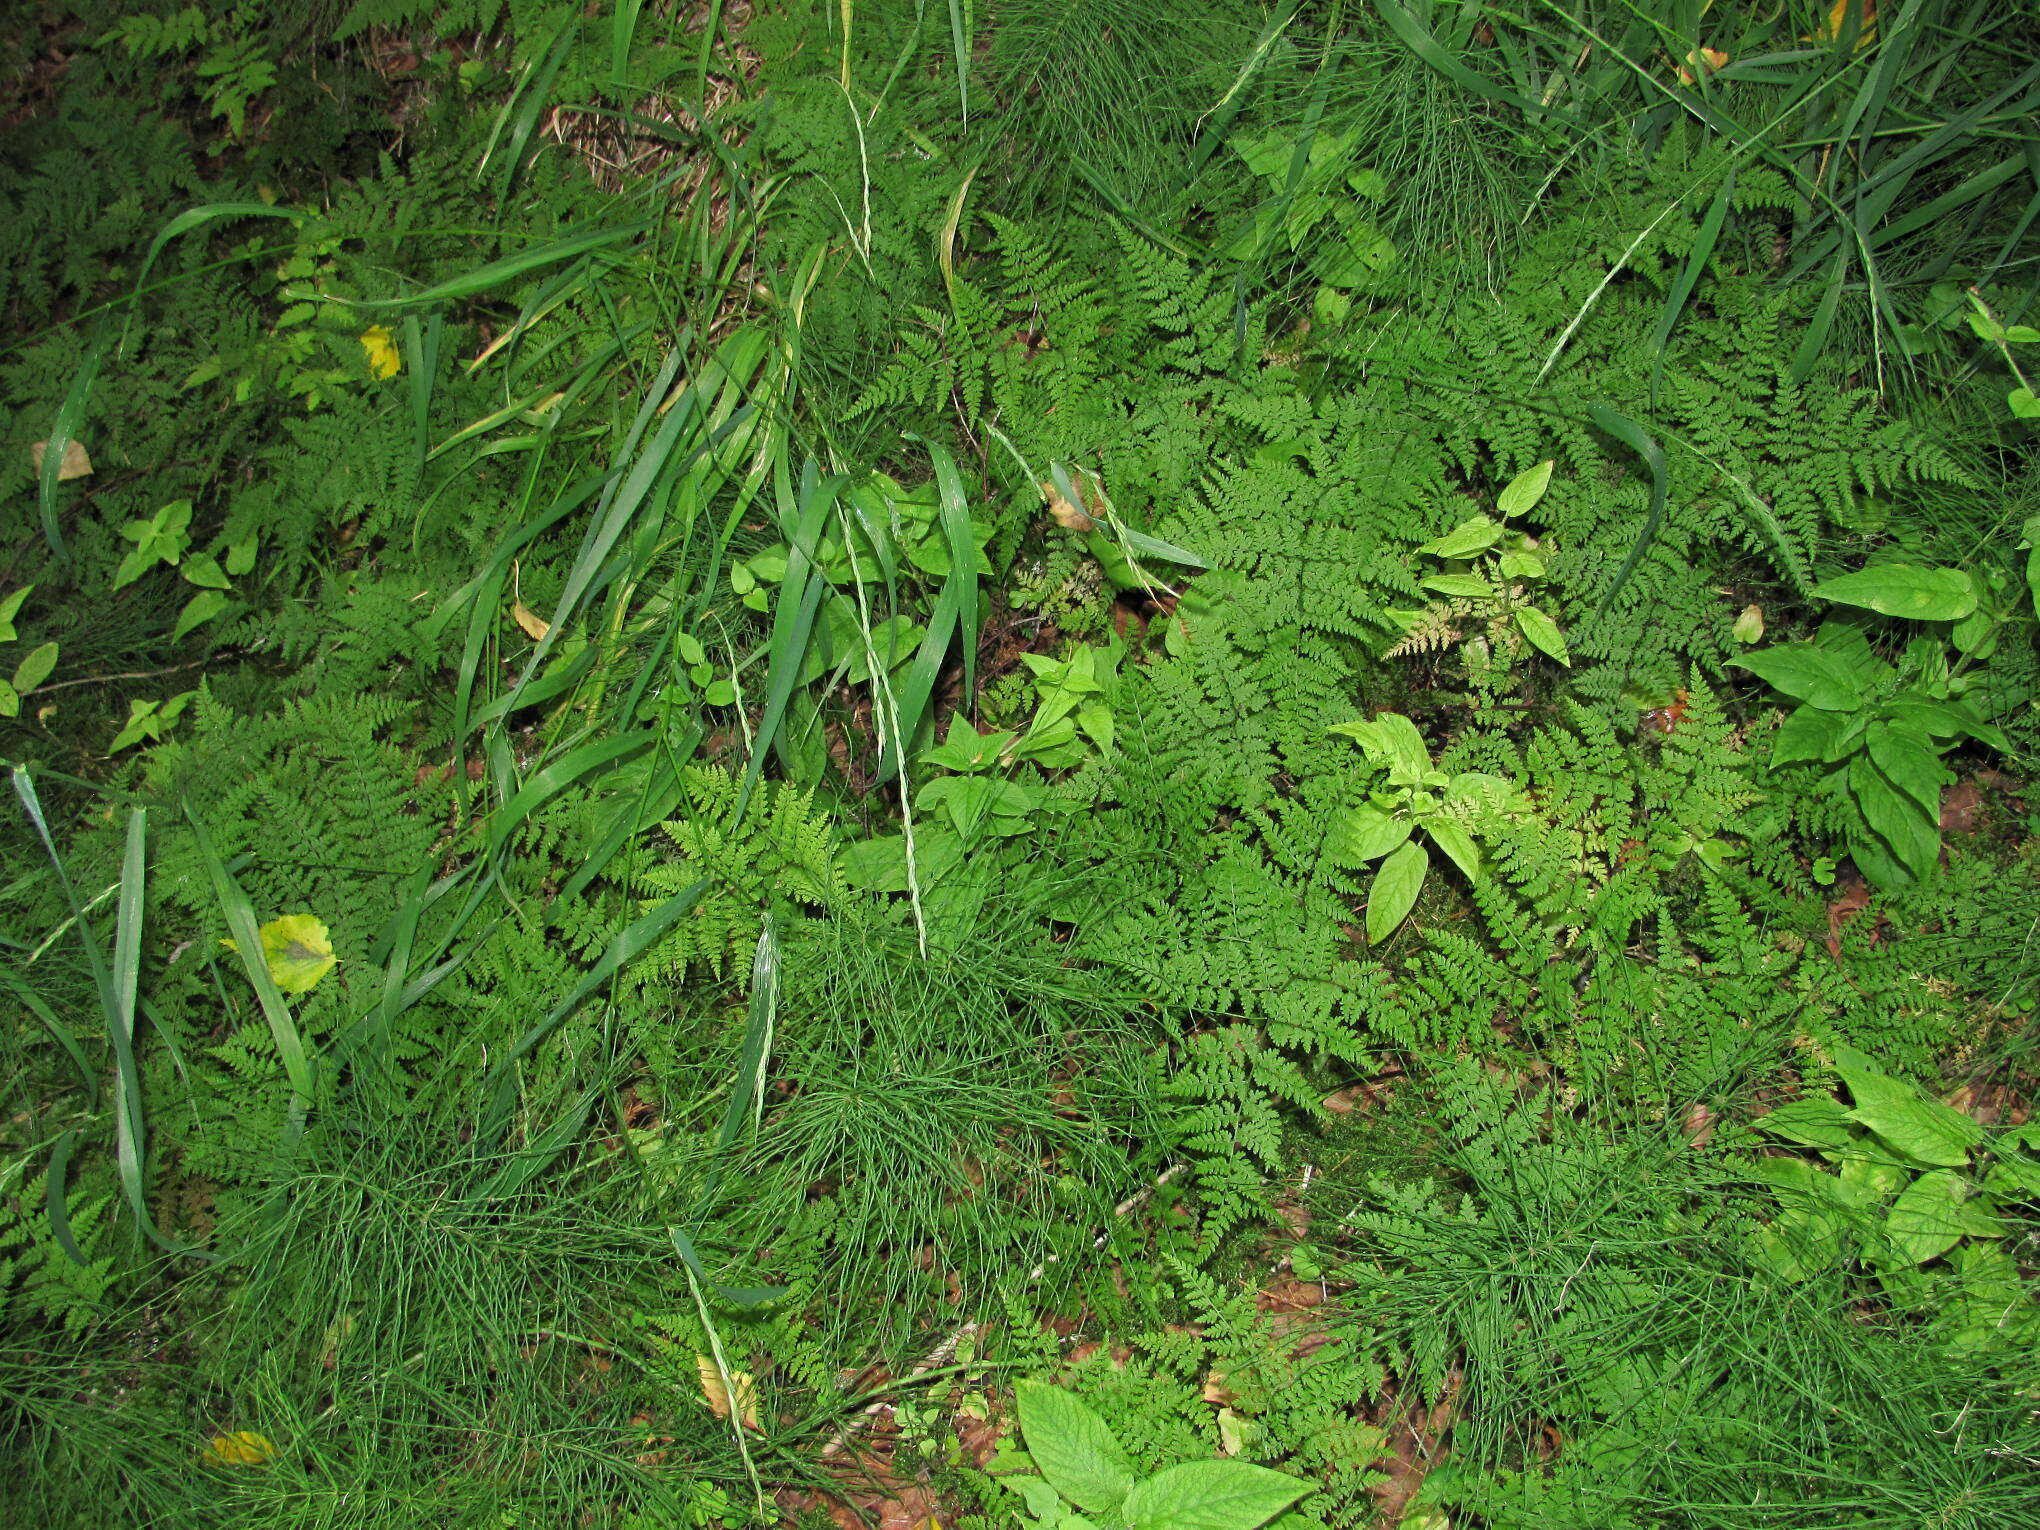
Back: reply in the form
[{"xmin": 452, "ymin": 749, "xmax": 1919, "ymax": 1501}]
[
  {"xmin": 1587, "ymin": 403, "xmax": 1668, "ymax": 617},
  {"xmin": 184, "ymin": 807, "xmax": 316, "ymax": 1113},
  {"xmin": 479, "ymin": 878, "xmax": 711, "ymax": 1142}
]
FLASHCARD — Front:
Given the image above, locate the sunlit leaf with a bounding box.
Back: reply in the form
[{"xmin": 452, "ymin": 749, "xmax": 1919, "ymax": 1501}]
[
  {"xmin": 359, "ymin": 325, "xmax": 403, "ymax": 379},
  {"xmin": 205, "ymin": 1431, "xmax": 276, "ymax": 1465},
  {"xmin": 696, "ymin": 1356, "xmax": 760, "ymax": 1429}
]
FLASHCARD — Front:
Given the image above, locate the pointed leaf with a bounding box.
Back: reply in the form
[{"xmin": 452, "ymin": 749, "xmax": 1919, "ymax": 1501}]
[
  {"xmin": 1734, "ymin": 645, "xmax": 1865, "ymax": 711},
  {"xmin": 1814, "ymin": 565, "xmax": 1976, "ymax": 621},
  {"xmin": 1014, "ymin": 1382, "xmax": 1133, "ymax": 1514},
  {"xmin": 1496, "ymin": 460, "xmax": 1554, "ymax": 517},
  {"xmin": 1123, "ymin": 1460, "xmax": 1311, "ymax": 1530},
  {"xmin": 1513, "ymin": 605, "xmax": 1570, "ymax": 666},
  {"xmin": 1425, "ymin": 816, "xmax": 1481, "ymax": 883},
  {"xmin": 1329, "ymin": 804, "xmax": 1412, "ymax": 865},
  {"xmin": 1418, "ymin": 515, "xmax": 1505, "ymax": 557},
  {"xmin": 1366, "ymin": 839, "xmax": 1429, "ymax": 945}
]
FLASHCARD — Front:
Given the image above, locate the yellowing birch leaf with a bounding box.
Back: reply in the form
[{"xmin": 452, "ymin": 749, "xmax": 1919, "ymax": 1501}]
[
  {"xmin": 511, "ymin": 600, "xmax": 550, "ymax": 641},
  {"xmin": 695, "ymin": 1356, "xmax": 759, "ymax": 1429},
  {"xmin": 359, "ymin": 325, "xmax": 402, "ymax": 379},
  {"xmin": 30, "ymin": 438, "xmax": 93, "ymax": 480},
  {"xmin": 205, "ymin": 1431, "xmax": 276, "ymax": 1465},
  {"xmin": 239, "ymin": 914, "xmax": 336, "ymax": 994}
]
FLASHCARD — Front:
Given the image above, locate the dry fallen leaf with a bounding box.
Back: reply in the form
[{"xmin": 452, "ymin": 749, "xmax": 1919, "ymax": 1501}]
[
  {"xmin": 30, "ymin": 438, "xmax": 92, "ymax": 481},
  {"xmin": 1041, "ymin": 467, "xmax": 1106, "ymax": 531},
  {"xmin": 1677, "ymin": 46, "xmax": 1730, "ymax": 84},
  {"xmin": 696, "ymin": 1355, "xmax": 759, "ymax": 1429},
  {"xmin": 511, "ymin": 600, "xmax": 550, "ymax": 641}
]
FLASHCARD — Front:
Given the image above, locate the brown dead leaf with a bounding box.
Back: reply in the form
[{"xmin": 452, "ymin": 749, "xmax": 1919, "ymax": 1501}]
[
  {"xmin": 1681, "ymin": 1101, "xmax": 1715, "ymax": 1148},
  {"xmin": 1825, "ymin": 879, "xmax": 1872, "ymax": 960},
  {"xmin": 1041, "ymin": 467, "xmax": 1105, "ymax": 531},
  {"xmin": 875, "ymin": 1491, "xmax": 941, "ymax": 1530},
  {"xmin": 30, "ymin": 438, "xmax": 92, "ymax": 481},
  {"xmin": 1940, "ymin": 779, "xmax": 1983, "ymax": 837},
  {"xmin": 1202, "ymin": 1370, "xmax": 1236, "ymax": 1405}
]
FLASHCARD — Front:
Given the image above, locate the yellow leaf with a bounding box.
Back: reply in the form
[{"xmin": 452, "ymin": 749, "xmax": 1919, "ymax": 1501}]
[
  {"xmin": 257, "ymin": 914, "xmax": 336, "ymax": 994},
  {"xmin": 1677, "ymin": 46, "xmax": 1730, "ymax": 83},
  {"xmin": 695, "ymin": 1356, "xmax": 759, "ymax": 1429},
  {"xmin": 205, "ymin": 1431, "xmax": 276, "ymax": 1465},
  {"xmin": 1810, "ymin": 0, "xmax": 1876, "ymax": 46},
  {"xmin": 511, "ymin": 600, "xmax": 550, "ymax": 641},
  {"xmin": 359, "ymin": 325, "xmax": 402, "ymax": 379},
  {"xmin": 29, "ymin": 439, "xmax": 93, "ymax": 481},
  {"xmin": 1041, "ymin": 467, "xmax": 1105, "ymax": 531}
]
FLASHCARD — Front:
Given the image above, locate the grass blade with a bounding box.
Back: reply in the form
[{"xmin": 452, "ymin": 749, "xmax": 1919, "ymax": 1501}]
[
  {"xmin": 479, "ymin": 877, "xmax": 712, "ymax": 1143},
  {"xmin": 1587, "ymin": 403, "xmax": 1668, "ymax": 618},
  {"xmin": 34, "ymin": 324, "xmax": 105, "ymax": 561},
  {"xmin": 184, "ymin": 807, "xmax": 316, "ymax": 1114}
]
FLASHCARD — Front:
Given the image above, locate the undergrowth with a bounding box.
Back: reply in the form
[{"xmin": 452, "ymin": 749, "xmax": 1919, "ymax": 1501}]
[{"xmin": 2, "ymin": 3, "xmax": 2037, "ymax": 1528}]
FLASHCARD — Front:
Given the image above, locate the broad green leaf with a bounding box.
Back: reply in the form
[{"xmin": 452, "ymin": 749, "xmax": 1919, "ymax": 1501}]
[
  {"xmin": 1734, "ymin": 645, "xmax": 1866, "ymax": 711},
  {"xmin": 1814, "ymin": 564, "xmax": 1976, "ymax": 622},
  {"xmin": 1882, "ymin": 1169, "xmax": 1968, "ymax": 1266},
  {"xmin": 172, "ymin": 591, "xmax": 231, "ymax": 641},
  {"xmin": 1865, "ymin": 723, "xmax": 1948, "ymax": 820},
  {"xmin": 1495, "ymin": 460, "xmax": 1554, "ymax": 517},
  {"xmin": 1014, "ymin": 1382, "xmax": 1133, "ymax": 1514},
  {"xmin": 1329, "ymin": 804, "xmax": 1412, "ymax": 864},
  {"xmin": 1123, "ymin": 1460, "xmax": 1312, "ymax": 1530},
  {"xmin": 0, "ymin": 585, "xmax": 29, "ymax": 642},
  {"xmin": 1754, "ymin": 1097, "xmax": 1857, "ymax": 1150},
  {"xmin": 1372, "ymin": 713, "xmax": 1432, "ymax": 784},
  {"xmin": 1513, "ymin": 605, "xmax": 1570, "ymax": 666},
  {"xmin": 0, "ymin": 679, "xmax": 16, "ymax": 718},
  {"xmin": 1424, "ymin": 816, "xmax": 1481, "ymax": 884},
  {"xmin": 10, "ymin": 641, "xmax": 57, "ymax": 695},
  {"xmin": 1885, "ymin": 696, "xmax": 2007, "ymax": 752},
  {"xmin": 1847, "ymin": 754, "xmax": 1939, "ymax": 885},
  {"xmin": 180, "ymin": 554, "xmax": 231, "ymax": 590},
  {"xmin": 1366, "ymin": 839, "xmax": 1429, "ymax": 945},
  {"xmin": 1771, "ymin": 706, "xmax": 1846, "ymax": 766},
  {"xmin": 1749, "ymin": 1204, "xmax": 1845, "ymax": 1282},
  {"xmin": 1842, "ymin": 1066, "xmax": 1982, "ymax": 1168},
  {"xmin": 1418, "ymin": 515, "xmax": 1505, "ymax": 557},
  {"xmin": 2010, "ymin": 387, "xmax": 2040, "ymax": 419},
  {"xmin": 1421, "ymin": 573, "xmax": 1493, "ymax": 599}
]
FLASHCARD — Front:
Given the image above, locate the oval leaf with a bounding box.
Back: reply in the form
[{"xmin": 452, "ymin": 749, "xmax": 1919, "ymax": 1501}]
[
  {"xmin": 1366, "ymin": 839, "xmax": 1429, "ymax": 945},
  {"xmin": 1513, "ymin": 605, "xmax": 1570, "ymax": 666},
  {"xmin": 1496, "ymin": 459, "xmax": 1554, "ymax": 517},
  {"xmin": 10, "ymin": 641, "xmax": 58, "ymax": 695},
  {"xmin": 1014, "ymin": 1381, "xmax": 1133, "ymax": 1514},
  {"xmin": 257, "ymin": 913, "xmax": 337, "ymax": 995},
  {"xmin": 1329, "ymin": 805, "xmax": 1412, "ymax": 865},
  {"xmin": 1733, "ymin": 645, "xmax": 1865, "ymax": 711},
  {"xmin": 1813, "ymin": 564, "xmax": 1976, "ymax": 622},
  {"xmin": 1123, "ymin": 1459, "xmax": 1312, "ymax": 1530},
  {"xmin": 1418, "ymin": 515, "xmax": 1505, "ymax": 558}
]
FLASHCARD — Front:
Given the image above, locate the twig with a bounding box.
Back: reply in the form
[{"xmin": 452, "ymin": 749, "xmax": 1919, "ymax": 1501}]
[{"xmin": 36, "ymin": 657, "xmax": 212, "ymax": 693}]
